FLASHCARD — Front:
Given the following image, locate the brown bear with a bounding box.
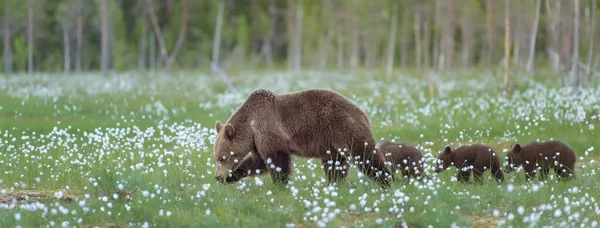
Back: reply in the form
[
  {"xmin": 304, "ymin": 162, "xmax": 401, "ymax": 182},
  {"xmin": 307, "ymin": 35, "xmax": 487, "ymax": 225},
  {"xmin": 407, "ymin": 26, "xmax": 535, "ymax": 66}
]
[
  {"xmin": 377, "ymin": 140, "xmax": 424, "ymax": 179},
  {"xmin": 435, "ymin": 144, "xmax": 504, "ymax": 183},
  {"xmin": 213, "ymin": 89, "xmax": 394, "ymax": 187},
  {"xmin": 505, "ymin": 140, "xmax": 576, "ymax": 180}
]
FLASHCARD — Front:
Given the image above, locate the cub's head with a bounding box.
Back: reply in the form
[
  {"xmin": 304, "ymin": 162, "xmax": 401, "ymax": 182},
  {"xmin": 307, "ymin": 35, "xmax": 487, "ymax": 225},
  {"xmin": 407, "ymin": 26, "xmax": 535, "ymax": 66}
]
[
  {"xmin": 435, "ymin": 146, "xmax": 454, "ymax": 173},
  {"xmin": 504, "ymin": 144, "xmax": 523, "ymax": 173},
  {"xmin": 213, "ymin": 121, "xmax": 253, "ymax": 183}
]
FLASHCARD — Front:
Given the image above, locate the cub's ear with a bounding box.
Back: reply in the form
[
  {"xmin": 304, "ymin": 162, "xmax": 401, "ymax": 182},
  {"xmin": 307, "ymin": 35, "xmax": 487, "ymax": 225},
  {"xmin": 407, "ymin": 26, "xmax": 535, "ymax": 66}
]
[
  {"xmin": 216, "ymin": 121, "xmax": 224, "ymax": 133},
  {"xmin": 224, "ymin": 123, "xmax": 235, "ymax": 140},
  {"xmin": 444, "ymin": 146, "xmax": 452, "ymax": 154},
  {"xmin": 512, "ymin": 144, "xmax": 522, "ymax": 153}
]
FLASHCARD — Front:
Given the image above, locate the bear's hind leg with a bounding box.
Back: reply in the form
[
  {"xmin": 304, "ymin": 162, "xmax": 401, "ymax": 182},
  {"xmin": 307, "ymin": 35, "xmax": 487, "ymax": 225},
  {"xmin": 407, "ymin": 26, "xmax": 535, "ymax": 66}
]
[
  {"xmin": 350, "ymin": 141, "xmax": 394, "ymax": 187},
  {"xmin": 472, "ymin": 168, "xmax": 485, "ymax": 184},
  {"xmin": 555, "ymin": 164, "xmax": 575, "ymax": 180},
  {"xmin": 491, "ymin": 164, "xmax": 505, "ymax": 182},
  {"xmin": 322, "ymin": 155, "xmax": 349, "ymax": 184}
]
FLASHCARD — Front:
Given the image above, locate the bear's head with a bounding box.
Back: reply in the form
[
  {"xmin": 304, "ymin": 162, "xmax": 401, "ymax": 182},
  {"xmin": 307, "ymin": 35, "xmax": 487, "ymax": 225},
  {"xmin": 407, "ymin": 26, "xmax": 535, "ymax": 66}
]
[
  {"xmin": 435, "ymin": 146, "xmax": 454, "ymax": 173},
  {"xmin": 213, "ymin": 121, "xmax": 254, "ymax": 183},
  {"xmin": 504, "ymin": 144, "xmax": 523, "ymax": 173}
]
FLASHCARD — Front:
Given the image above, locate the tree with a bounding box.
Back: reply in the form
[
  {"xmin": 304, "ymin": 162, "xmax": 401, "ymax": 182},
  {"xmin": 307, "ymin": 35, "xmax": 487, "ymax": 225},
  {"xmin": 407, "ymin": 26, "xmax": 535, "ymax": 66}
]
[
  {"xmin": 212, "ymin": 0, "xmax": 224, "ymax": 71},
  {"xmin": 57, "ymin": 0, "xmax": 78, "ymax": 73},
  {"xmin": 27, "ymin": 0, "xmax": 34, "ymax": 74},
  {"xmin": 526, "ymin": 0, "xmax": 541, "ymax": 73},
  {"xmin": 145, "ymin": 0, "xmax": 168, "ymax": 68},
  {"xmin": 211, "ymin": 0, "xmax": 237, "ymax": 93},
  {"xmin": 572, "ymin": 0, "xmax": 580, "ymax": 94},
  {"xmin": 293, "ymin": 0, "xmax": 303, "ymax": 71},
  {"xmin": 586, "ymin": 0, "xmax": 596, "ymax": 77},
  {"xmin": 386, "ymin": 1, "xmax": 399, "ymax": 75},
  {"xmin": 504, "ymin": 0, "xmax": 510, "ymax": 96},
  {"xmin": 3, "ymin": 2, "xmax": 12, "ymax": 73},
  {"xmin": 99, "ymin": 0, "xmax": 110, "ymax": 72},
  {"xmin": 486, "ymin": 0, "xmax": 494, "ymax": 65},
  {"xmin": 165, "ymin": 0, "xmax": 189, "ymax": 69},
  {"xmin": 413, "ymin": 2, "xmax": 422, "ymax": 70},
  {"xmin": 75, "ymin": 0, "xmax": 83, "ymax": 72}
]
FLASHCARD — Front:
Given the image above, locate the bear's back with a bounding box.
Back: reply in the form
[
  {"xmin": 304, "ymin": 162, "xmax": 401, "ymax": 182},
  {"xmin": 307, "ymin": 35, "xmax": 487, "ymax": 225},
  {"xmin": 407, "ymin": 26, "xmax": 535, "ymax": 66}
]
[
  {"xmin": 379, "ymin": 142, "xmax": 422, "ymax": 162},
  {"xmin": 452, "ymin": 144, "xmax": 495, "ymax": 166},
  {"xmin": 274, "ymin": 89, "xmax": 370, "ymax": 131},
  {"xmin": 522, "ymin": 140, "xmax": 576, "ymax": 165}
]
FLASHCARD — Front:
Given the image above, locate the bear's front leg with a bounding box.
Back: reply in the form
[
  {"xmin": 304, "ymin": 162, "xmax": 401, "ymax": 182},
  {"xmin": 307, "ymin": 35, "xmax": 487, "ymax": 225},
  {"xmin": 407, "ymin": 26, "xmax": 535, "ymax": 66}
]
[
  {"xmin": 456, "ymin": 170, "xmax": 471, "ymax": 183},
  {"xmin": 220, "ymin": 155, "xmax": 268, "ymax": 183},
  {"xmin": 263, "ymin": 150, "xmax": 292, "ymax": 185}
]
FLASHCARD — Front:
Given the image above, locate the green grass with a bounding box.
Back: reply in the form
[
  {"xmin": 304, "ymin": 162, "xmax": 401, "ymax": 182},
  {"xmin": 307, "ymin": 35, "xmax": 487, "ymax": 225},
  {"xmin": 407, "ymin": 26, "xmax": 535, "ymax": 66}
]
[{"xmin": 0, "ymin": 70, "xmax": 599, "ymax": 227}]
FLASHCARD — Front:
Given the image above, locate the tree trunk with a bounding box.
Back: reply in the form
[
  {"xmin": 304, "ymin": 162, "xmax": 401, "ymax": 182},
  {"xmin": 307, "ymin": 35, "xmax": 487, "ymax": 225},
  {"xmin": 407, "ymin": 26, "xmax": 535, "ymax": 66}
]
[
  {"xmin": 560, "ymin": 0, "xmax": 572, "ymax": 74},
  {"xmin": 261, "ymin": 0, "xmax": 277, "ymax": 68},
  {"xmin": 293, "ymin": 0, "xmax": 303, "ymax": 71},
  {"xmin": 63, "ymin": 28, "xmax": 71, "ymax": 73},
  {"xmin": 149, "ymin": 32, "xmax": 156, "ymax": 69},
  {"xmin": 504, "ymin": 0, "xmax": 510, "ymax": 96},
  {"xmin": 211, "ymin": 0, "xmax": 224, "ymax": 70},
  {"xmin": 433, "ymin": 0, "xmax": 441, "ymax": 68},
  {"xmin": 545, "ymin": 0, "xmax": 560, "ymax": 72},
  {"xmin": 75, "ymin": 0, "xmax": 83, "ymax": 73},
  {"xmin": 512, "ymin": 1, "xmax": 522, "ymax": 66},
  {"xmin": 145, "ymin": 0, "xmax": 168, "ymax": 68},
  {"xmin": 414, "ymin": 6, "xmax": 422, "ymax": 70},
  {"xmin": 287, "ymin": 0, "xmax": 295, "ymax": 70},
  {"xmin": 441, "ymin": 0, "xmax": 455, "ymax": 68},
  {"xmin": 526, "ymin": 0, "xmax": 541, "ymax": 73},
  {"xmin": 400, "ymin": 7, "xmax": 410, "ymax": 67},
  {"xmin": 138, "ymin": 19, "xmax": 147, "ymax": 71},
  {"xmin": 424, "ymin": 20, "xmax": 430, "ymax": 68},
  {"xmin": 100, "ymin": 0, "xmax": 109, "ymax": 72},
  {"xmin": 3, "ymin": 6, "xmax": 12, "ymax": 73},
  {"xmin": 27, "ymin": 0, "xmax": 34, "ymax": 74},
  {"xmin": 460, "ymin": 7, "xmax": 474, "ymax": 68},
  {"xmin": 486, "ymin": 0, "xmax": 494, "ymax": 65},
  {"xmin": 386, "ymin": 2, "xmax": 399, "ymax": 75},
  {"xmin": 335, "ymin": 0, "xmax": 344, "ymax": 72},
  {"xmin": 556, "ymin": 0, "xmax": 563, "ymax": 72},
  {"xmin": 349, "ymin": 27, "xmax": 360, "ymax": 69},
  {"xmin": 165, "ymin": 0, "xmax": 188, "ymax": 69},
  {"xmin": 210, "ymin": 0, "xmax": 237, "ymax": 93},
  {"xmin": 572, "ymin": 0, "xmax": 580, "ymax": 94},
  {"xmin": 586, "ymin": 0, "xmax": 596, "ymax": 77}
]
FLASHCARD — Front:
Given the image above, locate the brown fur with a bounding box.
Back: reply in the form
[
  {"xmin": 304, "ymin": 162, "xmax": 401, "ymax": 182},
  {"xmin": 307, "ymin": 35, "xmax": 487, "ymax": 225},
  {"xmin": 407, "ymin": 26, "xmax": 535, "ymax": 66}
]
[
  {"xmin": 378, "ymin": 140, "xmax": 424, "ymax": 179},
  {"xmin": 435, "ymin": 144, "xmax": 504, "ymax": 183},
  {"xmin": 213, "ymin": 89, "xmax": 394, "ymax": 187},
  {"xmin": 505, "ymin": 140, "xmax": 576, "ymax": 180}
]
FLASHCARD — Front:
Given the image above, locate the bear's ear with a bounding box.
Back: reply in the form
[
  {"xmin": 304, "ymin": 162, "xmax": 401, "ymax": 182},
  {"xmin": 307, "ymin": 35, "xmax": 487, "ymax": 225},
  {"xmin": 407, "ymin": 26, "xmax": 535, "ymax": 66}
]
[
  {"xmin": 512, "ymin": 144, "xmax": 522, "ymax": 153},
  {"xmin": 224, "ymin": 123, "xmax": 235, "ymax": 140},
  {"xmin": 216, "ymin": 121, "xmax": 224, "ymax": 133},
  {"xmin": 444, "ymin": 146, "xmax": 452, "ymax": 154}
]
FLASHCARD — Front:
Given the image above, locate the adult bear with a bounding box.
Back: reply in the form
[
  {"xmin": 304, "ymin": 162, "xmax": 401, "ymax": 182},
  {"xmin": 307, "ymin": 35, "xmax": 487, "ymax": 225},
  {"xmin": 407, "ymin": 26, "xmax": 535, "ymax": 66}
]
[{"xmin": 213, "ymin": 89, "xmax": 394, "ymax": 187}]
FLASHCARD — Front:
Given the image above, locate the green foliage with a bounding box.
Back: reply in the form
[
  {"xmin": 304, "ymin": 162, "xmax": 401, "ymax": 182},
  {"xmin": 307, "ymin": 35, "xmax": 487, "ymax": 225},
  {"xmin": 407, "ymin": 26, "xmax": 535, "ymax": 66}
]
[
  {"xmin": 0, "ymin": 0, "xmax": 599, "ymax": 72},
  {"xmin": 12, "ymin": 35, "xmax": 27, "ymax": 71}
]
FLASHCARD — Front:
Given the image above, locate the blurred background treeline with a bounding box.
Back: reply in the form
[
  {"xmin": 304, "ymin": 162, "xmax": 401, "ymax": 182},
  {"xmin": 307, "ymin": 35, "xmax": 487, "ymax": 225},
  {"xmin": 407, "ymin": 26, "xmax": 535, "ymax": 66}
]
[{"xmin": 0, "ymin": 0, "xmax": 599, "ymax": 76}]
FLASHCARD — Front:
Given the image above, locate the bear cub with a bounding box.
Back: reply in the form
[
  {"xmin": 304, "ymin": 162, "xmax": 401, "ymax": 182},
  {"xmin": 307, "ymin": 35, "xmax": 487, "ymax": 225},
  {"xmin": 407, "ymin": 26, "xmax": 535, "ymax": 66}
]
[
  {"xmin": 505, "ymin": 140, "xmax": 576, "ymax": 180},
  {"xmin": 378, "ymin": 140, "xmax": 424, "ymax": 179},
  {"xmin": 436, "ymin": 144, "xmax": 504, "ymax": 183}
]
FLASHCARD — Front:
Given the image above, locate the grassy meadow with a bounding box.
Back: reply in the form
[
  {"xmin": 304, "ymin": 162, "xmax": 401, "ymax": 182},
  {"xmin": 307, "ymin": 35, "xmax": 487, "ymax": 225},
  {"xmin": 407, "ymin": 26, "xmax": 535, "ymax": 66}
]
[{"xmin": 0, "ymin": 70, "xmax": 599, "ymax": 227}]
